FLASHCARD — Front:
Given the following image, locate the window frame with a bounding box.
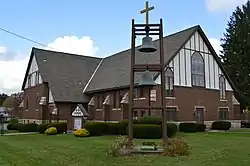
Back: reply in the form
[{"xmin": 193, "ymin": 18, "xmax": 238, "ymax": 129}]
[
  {"xmin": 219, "ymin": 108, "xmax": 229, "ymax": 120},
  {"xmin": 219, "ymin": 75, "xmax": 226, "ymax": 100},
  {"xmin": 165, "ymin": 67, "xmax": 174, "ymax": 97},
  {"xmin": 191, "ymin": 52, "xmax": 205, "ymax": 87},
  {"xmin": 166, "ymin": 107, "xmax": 177, "ymax": 121}
]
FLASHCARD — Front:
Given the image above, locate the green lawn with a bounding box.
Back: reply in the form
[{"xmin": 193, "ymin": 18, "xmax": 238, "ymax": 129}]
[
  {"xmin": 3, "ymin": 130, "xmax": 19, "ymax": 134},
  {"xmin": 0, "ymin": 132, "xmax": 250, "ymax": 166}
]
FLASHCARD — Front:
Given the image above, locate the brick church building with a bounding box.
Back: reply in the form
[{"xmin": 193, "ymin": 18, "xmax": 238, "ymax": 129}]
[{"xmin": 20, "ymin": 25, "xmax": 242, "ymax": 130}]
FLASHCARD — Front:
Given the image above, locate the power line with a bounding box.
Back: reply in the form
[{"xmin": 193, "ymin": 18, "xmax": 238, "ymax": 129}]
[{"xmin": 0, "ymin": 27, "xmax": 54, "ymax": 49}]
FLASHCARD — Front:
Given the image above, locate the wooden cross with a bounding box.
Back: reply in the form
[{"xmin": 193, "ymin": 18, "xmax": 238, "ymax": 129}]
[{"xmin": 140, "ymin": 1, "xmax": 154, "ymax": 25}]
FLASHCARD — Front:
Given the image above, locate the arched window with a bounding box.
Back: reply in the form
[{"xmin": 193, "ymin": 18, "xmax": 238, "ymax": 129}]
[
  {"xmin": 219, "ymin": 75, "xmax": 226, "ymax": 99},
  {"xmin": 165, "ymin": 68, "xmax": 174, "ymax": 97},
  {"xmin": 191, "ymin": 52, "xmax": 205, "ymax": 87}
]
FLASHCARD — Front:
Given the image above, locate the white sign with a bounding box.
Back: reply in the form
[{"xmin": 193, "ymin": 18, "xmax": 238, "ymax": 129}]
[{"xmin": 74, "ymin": 117, "xmax": 82, "ymax": 130}]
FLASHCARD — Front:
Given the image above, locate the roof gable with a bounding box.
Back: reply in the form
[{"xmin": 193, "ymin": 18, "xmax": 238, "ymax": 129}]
[
  {"xmin": 196, "ymin": 27, "xmax": 237, "ymax": 92},
  {"xmin": 85, "ymin": 25, "xmax": 199, "ymax": 92},
  {"xmin": 33, "ymin": 48, "xmax": 102, "ymax": 102}
]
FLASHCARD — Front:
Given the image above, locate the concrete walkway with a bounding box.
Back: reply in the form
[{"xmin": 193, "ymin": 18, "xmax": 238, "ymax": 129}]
[{"xmin": 1, "ymin": 132, "xmax": 38, "ymax": 136}]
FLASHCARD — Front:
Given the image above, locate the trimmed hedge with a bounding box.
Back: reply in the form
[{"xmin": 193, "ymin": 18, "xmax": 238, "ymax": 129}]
[
  {"xmin": 82, "ymin": 120, "xmax": 177, "ymax": 138},
  {"xmin": 48, "ymin": 122, "xmax": 67, "ymax": 134},
  {"xmin": 241, "ymin": 121, "xmax": 250, "ymax": 128},
  {"xmin": 7, "ymin": 123, "xmax": 14, "ymax": 130},
  {"xmin": 16, "ymin": 123, "xmax": 38, "ymax": 132},
  {"xmin": 105, "ymin": 123, "xmax": 120, "ymax": 135},
  {"xmin": 196, "ymin": 123, "xmax": 207, "ymax": 132},
  {"xmin": 167, "ymin": 123, "xmax": 178, "ymax": 137},
  {"xmin": 211, "ymin": 121, "xmax": 231, "ymax": 130},
  {"xmin": 84, "ymin": 122, "xmax": 107, "ymax": 136},
  {"xmin": 136, "ymin": 116, "xmax": 162, "ymax": 125},
  {"xmin": 6, "ymin": 118, "xmax": 19, "ymax": 130},
  {"xmin": 179, "ymin": 122, "xmax": 207, "ymax": 132},
  {"xmin": 179, "ymin": 123, "xmax": 197, "ymax": 132},
  {"xmin": 37, "ymin": 122, "xmax": 67, "ymax": 134},
  {"xmin": 133, "ymin": 124, "xmax": 161, "ymax": 139},
  {"xmin": 37, "ymin": 123, "xmax": 50, "ymax": 133}
]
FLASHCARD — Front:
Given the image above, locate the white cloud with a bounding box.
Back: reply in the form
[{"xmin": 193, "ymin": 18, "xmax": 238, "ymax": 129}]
[
  {"xmin": 209, "ymin": 37, "xmax": 223, "ymax": 55},
  {"xmin": 205, "ymin": 0, "xmax": 247, "ymax": 12},
  {"xmin": 0, "ymin": 47, "xmax": 29, "ymax": 95},
  {"xmin": 0, "ymin": 46, "xmax": 7, "ymax": 55},
  {"xmin": 0, "ymin": 35, "xmax": 98, "ymax": 95},
  {"xmin": 46, "ymin": 36, "xmax": 98, "ymax": 56}
]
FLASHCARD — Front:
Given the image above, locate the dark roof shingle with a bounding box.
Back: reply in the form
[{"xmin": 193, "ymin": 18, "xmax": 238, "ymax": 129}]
[
  {"xmin": 34, "ymin": 48, "xmax": 102, "ymax": 102},
  {"xmin": 85, "ymin": 25, "xmax": 198, "ymax": 92}
]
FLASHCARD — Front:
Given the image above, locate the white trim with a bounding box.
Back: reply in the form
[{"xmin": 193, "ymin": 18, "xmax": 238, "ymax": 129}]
[
  {"xmin": 220, "ymin": 100, "xmax": 228, "ymax": 102},
  {"xmin": 165, "ymin": 97, "xmax": 175, "ymax": 100},
  {"xmin": 112, "ymin": 108, "xmax": 122, "ymax": 111},
  {"xmin": 166, "ymin": 106, "xmax": 179, "ymax": 111},
  {"xmin": 82, "ymin": 58, "xmax": 104, "ymax": 92},
  {"xmin": 134, "ymin": 97, "xmax": 146, "ymax": 101}
]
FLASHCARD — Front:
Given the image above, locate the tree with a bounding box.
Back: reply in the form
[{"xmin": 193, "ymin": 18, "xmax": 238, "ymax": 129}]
[
  {"xmin": 0, "ymin": 93, "xmax": 8, "ymax": 106},
  {"xmin": 221, "ymin": 1, "xmax": 250, "ymax": 108},
  {"xmin": 2, "ymin": 92, "xmax": 23, "ymax": 118}
]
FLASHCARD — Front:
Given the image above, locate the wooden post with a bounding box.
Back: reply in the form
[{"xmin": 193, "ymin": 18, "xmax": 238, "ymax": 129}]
[
  {"xmin": 128, "ymin": 19, "xmax": 135, "ymax": 149},
  {"xmin": 159, "ymin": 18, "xmax": 167, "ymax": 147}
]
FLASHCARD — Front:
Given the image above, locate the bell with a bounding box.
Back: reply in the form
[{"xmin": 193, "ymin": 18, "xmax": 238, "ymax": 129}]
[
  {"xmin": 138, "ymin": 36, "xmax": 157, "ymax": 53},
  {"xmin": 138, "ymin": 70, "xmax": 157, "ymax": 87}
]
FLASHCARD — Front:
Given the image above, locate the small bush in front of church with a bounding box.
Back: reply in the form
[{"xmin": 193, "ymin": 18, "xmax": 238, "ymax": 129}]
[
  {"xmin": 163, "ymin": 137, "xmax": 191, "ymax": 157},
  {"xmin": 74, "ymin": 128, "xmax": 89, "ymax": 137},
  {"xmin": 37, "ymin": 123, "xmax": 50, "ymax": 133},
  {"xmin": 84, "ymin": 122, "xmax": 107, "ymax": 136},
  {"xmin": 16, "ymin": 123, "xmax": 38, "ymax": 132},
  {"xmin": 105, "ymin": 123, "xmax": 120, "ymax": 135},
  {"xmin": 48, "ymin": 122, "xmax": 67, "ymax": 134},
  {"xmin": 136, "ymin": 116, "xmax": 162, "ymax": 125},
  {"xmin": 133, "ymin": 124, "xmax": 161, "ymax": 139},
  {"xmin": 167, "ymin": 123, "xmax": 178, "ymax": 137},
  {"xmin": 196, "ymin": 123, "xmax": 207, "ymax": 132},
  {"xmin": 211, "ymin": 121, "xmax": 231, "ymax": 130},
  {"xmin": 179, "ymin": 122, "xmax": 197, "ymax": 132},
  {"xmin": 45, "ymin": 127, "xmax": 57, "ymax": 135}
]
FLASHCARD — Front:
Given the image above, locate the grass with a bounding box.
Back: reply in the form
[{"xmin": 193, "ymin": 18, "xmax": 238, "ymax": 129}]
[
  {"xmin": 3, "ymin": 130, "xmax": 19, "ymax": 134},
  {"xmin": 0, "ymin": 132, "xmax": 250, "ymax": 166},
  {"xmin": 228, "ymin": 128, "xmax": 250, "ymax": 132}
]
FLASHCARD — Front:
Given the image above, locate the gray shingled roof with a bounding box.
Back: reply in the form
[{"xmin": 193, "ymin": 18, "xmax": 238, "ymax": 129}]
[
  {"xmin": 33, "ymin": 48, "xmax": 102, "ymax": 102},
  {"xmin": 85, "ymin": 25, "xmax": 199, "ymax": 92}
]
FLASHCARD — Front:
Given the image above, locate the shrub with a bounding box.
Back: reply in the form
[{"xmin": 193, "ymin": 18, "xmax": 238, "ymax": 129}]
[
  {"xmin": 37, "ymin": 123, "xmax": 50, "ymax": 133},
  {"xmin": 106, "ymin": 123, "xmax": 120, "ymax": 135},
  {"xmin": 84, "ymin": 122, "xmax": 107, "ymax": 136},
  {"xmin": 9, "ymin": 118, "xmax": 18, "ymax": 124},
  {"xmin": 179, "ymin": 123, "xmax": 197, "ymax": 132},
  {"xmin": 74, "ymin": 128, "xmax": 89, "ymax": 137},
  {"xmin": 118, "ymin": 120, "xmax": 129, "ymax": 135},
  {"xmin": 196, "ymin": 123, "xmax": 207, "ymax": 132},
  {"xmin": 133, "ymin": 124, "xmax": 161, "ymax": 139},
  {"xmin": 137, "ymin": 116, "xmax": 162, "ymax": 125},
  {"xmin": 6, "ymin": 118, "xmax": 19, "ymax": 130},
  {"xmin": 12, "ymin": 123, "xmax": 21, "ymax": 130},
  {"xmin": 48, "ymin": 122, "xmax": 67, "ymax": 133},
  {"xmin": 7, "ymin": 123, "xmax": 14, "ymax": 130},
  {"xmin": 211, "ymin": 121, "xmax": 231, "ymax": 130},
  {"xmin": 45, "ymin": 127, "xmax": 57, "ymax": 135},
  {"xmin": 106, "ymin": 135, "xmax": 132, "ymax": 157},
  {"xmin": 163, "ymin": 137, "xmax": 191, "ymax": 157},
  {"xmin": 17, "ymin": 123, "xmax": 38, "ymax": 132},
  {"xmin": 241, "ymin": 120, "xmax": 250, "ymax": 128},
  {"xmin": 167, "ymin": 123, "xmax": 178, "ymax": 137}
]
